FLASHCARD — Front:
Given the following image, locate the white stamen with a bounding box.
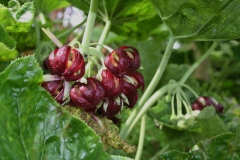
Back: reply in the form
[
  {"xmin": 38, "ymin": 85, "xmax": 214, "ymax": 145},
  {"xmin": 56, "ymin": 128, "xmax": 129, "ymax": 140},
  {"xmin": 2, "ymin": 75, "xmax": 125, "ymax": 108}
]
[
  {"xmin": 198, "ymin": 97, "xmax": 206, "ymax": 106},
  {"xmin": 115, "ymin": 96, "xmax": 121, "ymax": 105},
  {"xmin": 63, "ymin": 81, "xmax": 71, "ymax": 101},
  {"xmin": 103, "ymin": 100, "xmax": 109, "ymax": 112},
  {"xmin": 115, "ymin": 112, "xmax": 121, "ymax": 119},
  {"xmin": 43, "ymin": 74, "xmax": 61, "ymax": 81},
  {"xmin": 120, "ymin": 93, "xmax": 129, "ymax": 105},
  {"xmin": 123, "ymin": 75, "xmax": 135, "ymax": 84},
  {"xmin": 78, "ymin": 77, "xmax": 87, "ymax": 84}
]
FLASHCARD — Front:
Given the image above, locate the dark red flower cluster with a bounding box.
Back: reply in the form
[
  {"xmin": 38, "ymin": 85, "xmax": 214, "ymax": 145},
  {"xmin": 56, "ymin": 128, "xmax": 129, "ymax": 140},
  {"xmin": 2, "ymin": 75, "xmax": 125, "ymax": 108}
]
[
  {"xmin": 41, "ymin": 45, "xmax": 144, "ymax": 123},
  {"xmin": 41, "ymin": 46, "xmax": 85, "ymax": 104},
  {"xmin": 97, "ymin": 46, "xmax": 144, "ymax": 123},
  {"xmin": 191, "ymin": 96, "xmax": 224, "ymax": 113}
]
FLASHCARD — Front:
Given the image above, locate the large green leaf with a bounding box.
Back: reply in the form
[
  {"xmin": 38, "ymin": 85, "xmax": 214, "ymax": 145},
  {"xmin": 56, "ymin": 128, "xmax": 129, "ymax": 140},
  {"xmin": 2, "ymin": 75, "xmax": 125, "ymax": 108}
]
[
  {"xmin": 0, "ymin": 25, "xmax": 18, "ymax": 61},
  {"xmin": 159, "ymin": 133, "xmax": 239, "ymax": 160},
  {"xmin": 0, "ymin": 0, "xmax": 35, "ymax": 32},
  {"xmin": 0, "ymin": 55, "xmax": 132, "ymax": 159},
  {"xmin": 150, "ymin": 0, "xmax": 240, "ymax": 40},
  {"xmin": 158, "ymin": 150, "xmax": 190, "ymax": 160},
  {"xmin": 0, "ymin": 0, "xmax": 35, "ymax": 61}
]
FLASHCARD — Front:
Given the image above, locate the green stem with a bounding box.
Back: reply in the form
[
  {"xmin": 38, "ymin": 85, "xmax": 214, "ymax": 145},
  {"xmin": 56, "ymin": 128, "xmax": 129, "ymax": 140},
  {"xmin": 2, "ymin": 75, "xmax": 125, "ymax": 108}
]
[
  {"xmin": 179, "ymin": 42, "xmax": 218, "ymax": 84},
  {"xmin": 39, "ymin": 12, "xmax": 46, "ymax": 25},
  {"xmin": 85, "ymin": 20, "xmax": 111, "ymax": 76},
  {"xmin": 81, "ymin": 0, "xmax": 99, "ymax": 54},
  {"xmin": 120, "ymin": 37, "xmax": 176, "ymax": 139},
  {"xmin": 135, "ymin": 115, "xmax": 146, "ymax": 160},
  {"xmin": 34, "ymin": 18, "xmax": 40, "ymax": 46},
  {"xmin": 122, "ymin": 84, "xmax": 178, "ymax": 139},
  {"xmin": 149, "ymin": 144, "xmax": 170, "ymax": 160},
  {"xmin": 176, "ymin": 89, "xmax": 183, "ymax": 117},
  {"xmin": 96, "ymin": 20, "xmax": 111, "ymax": 51},
  {"xmin": 58, "ymin": 20, "xmax": 86, "ymax": 40}
]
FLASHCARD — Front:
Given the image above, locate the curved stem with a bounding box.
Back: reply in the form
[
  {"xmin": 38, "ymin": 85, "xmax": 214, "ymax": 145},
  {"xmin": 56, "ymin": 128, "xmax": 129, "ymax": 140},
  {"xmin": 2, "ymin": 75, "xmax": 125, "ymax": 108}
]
[
  {"xmin": 120, "ymin": 37, "xmax": 176, "ymax": 139},
  {"xmin": 179, "ymin": 41, "xmax": 218, "ymax": 84},
  {"xmin": 122, "ymin": 83, "xmax": 178, "ymax": 139},
  {"xmin": 85, "ymin": 19, "xmax": 111, "ymax": 76},
  {"xmin": 135, "ymin": 115, "xmax": 146, "ymax": 160},
  {"xmin": 58, "ymin": 20, "xmax": 86, "ymax": 40},
  {"xmin": 181, "ymin": 84, "xmax": 199, "ymax": 98},
  {"xmin": 176, "ymin": 88, "xmax": 183, "ymax": 117},
  {"xmin": 39, "ymin": 12, "xmax": 46, "ymax": 25},
  {"xmin": 149, "ymin": 144, "xmax": 170, "ymax": 160},
  {"xmin": 96, "ymin": 20, "xmax": 111, "ymax": 51},
  {"xmin": 81, "ymin": 0, "xmax": 99, "ymax": 54}
]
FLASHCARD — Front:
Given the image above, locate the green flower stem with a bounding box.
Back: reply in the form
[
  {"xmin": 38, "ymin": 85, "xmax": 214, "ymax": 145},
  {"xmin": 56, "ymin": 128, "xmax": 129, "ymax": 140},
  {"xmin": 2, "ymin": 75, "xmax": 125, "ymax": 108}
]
[
  {"xmin": 179, "ymin": 41, "xmax": 218, "ymax": 84},
  {"xmin": 81, "ymin": 0, "xmax": 99, "ymax": 54},
  {"xmin": 96, "ymin": 20, "xmax": 111, "ymax": 51},
  {"xmin": 149, "ymin": 144, "xmax": 170, "ymax": 160},
  {"xmin": 34, "ymin": 18, "xmax": 40, "ymax": 46},
  {"xmin": 58, "ymin": 20, "xmax": 86, "ymax": 40},
  {"xmin": 176, "ymin": 89, "xmax": 183, "ymax": 117},
  {"xmin": 122, "ymin": 83, "xmax": 178, "ymax": 140},
  {"xmin": 120, "ymin": 37, "xmax": 176, "ymax": 139},
  {"xmin": 85, "ymin": 20, "xmax": 111, "ymax": 76},
  {"xmin": 39, "ymin": 12, "xmax": 46, "ymax": 25},
  {"xmin": 135, "ymin": 114, "xmax": 146, "ymax": 160}
]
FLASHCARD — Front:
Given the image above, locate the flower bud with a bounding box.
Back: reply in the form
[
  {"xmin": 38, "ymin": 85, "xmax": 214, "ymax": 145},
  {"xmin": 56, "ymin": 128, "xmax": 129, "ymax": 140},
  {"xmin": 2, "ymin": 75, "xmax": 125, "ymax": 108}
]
[
  {"xmin": 70, "ymin": 78, "xmax": 105, "ymax": 113},
  {"xmin": 122, "ymin": 81, "xmax": 138, "ymax": 108},
  {"xmin": 98, "ymin": 98, "xmax": 123, "ymax": 118},
  {"xmin": 47, "ymin": 46, "xmax": 85, "ymax": 81},
  {"xmin": 125, "ymin": 71, "xmax": 145, "ymax": 90},
  {"xmin": 101, "ymin": 69, "xmax": 123, "ymax": 98},
  {"xmin": 41, "ymin": 80, "xmax": 63, "ymax": 96},
  {"xmin": 191, "ymin": 96, "xmax": 224, "ymax": 113},
  {"xmin": 41, "ymin": 80, "xmax": 67, "ymax": 104},
  {"xmin": 104, "ymin": 46, "xmax": 140, "ymax": 76}
]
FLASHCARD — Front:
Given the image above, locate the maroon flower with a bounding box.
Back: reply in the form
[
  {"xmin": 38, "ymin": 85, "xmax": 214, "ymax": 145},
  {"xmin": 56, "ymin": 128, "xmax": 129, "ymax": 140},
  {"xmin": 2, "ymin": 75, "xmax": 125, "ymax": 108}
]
[
  {"xmin": 122, "ymin": 81, "xmax": 139, "ymax": 108},
  {"xmin": 70, "ymin": 78, "xmax": 105, "ymax": 113},
  {"xmin": 104, "ymin": 46, "xmax": 140, "ymax": 76},
  {"xmin": 101, "ymin": 69, "xmax": 123, "ymax": 98},
  {"xmin": 98, "ymin": 98, "xmax": 122, "ymax": 119},
  {"xmin": 191, "ymin": 96, "xmax": 224, "ymax": 113},
  {"xmin": 125, "ymin": 71, "xmax": 145, "ymax": 90},
  {"xmin": 41, "ymin": 80, "xmax": 63, "ymax": 96},
  {"xmin": 41, "ymin": 80, "xmax": 67, "ymax": 104},
  {"xmin": 47, "ymin": 46, "xmax": 85, "ymax": 81}
]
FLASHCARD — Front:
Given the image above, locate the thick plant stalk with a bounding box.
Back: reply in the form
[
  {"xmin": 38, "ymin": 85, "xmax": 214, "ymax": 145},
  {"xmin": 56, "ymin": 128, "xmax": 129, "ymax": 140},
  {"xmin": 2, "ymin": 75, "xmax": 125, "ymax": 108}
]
[
  {"xmin": 125, "ymin": 83, "xmax": 178, "ymax": 139},
  {"xmin": 135, "ymin": 115, "xmax": 146, "ymax": 160},
  {"xmin": 81, "ymin": 0, "xmax": 99, "ymax": 54},
  {"xmin": 149, "ymin": 144, "xmax": 170, "ymax": 160},
  {"xmin": 96, "ymin": 20, "xmax": 111, "ymax": 51},
  {"xmin": 85, "ymin": 20, "xmax": 111, "ymax": 76},
  {"xmin": 179, "ymin": 42, "xmax": 218, "ymax": 84},
  {"xmin": 120, "ymin": 37, "xmax": 176, "ymax": 139}
]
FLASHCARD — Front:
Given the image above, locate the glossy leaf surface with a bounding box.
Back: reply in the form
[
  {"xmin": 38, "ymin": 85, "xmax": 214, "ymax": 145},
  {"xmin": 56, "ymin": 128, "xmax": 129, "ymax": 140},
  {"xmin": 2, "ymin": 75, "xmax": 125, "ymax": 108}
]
[
  {"xmin": 150, "ymin": 0, "xmax": 240, "ymax": 40},
  {"xmin": 0, "ymin": 55, "xmax": 131, "ymax": 160},
  {"xmin": 159, "ymin": 133, "xmax": 239, "ymax": 160}
]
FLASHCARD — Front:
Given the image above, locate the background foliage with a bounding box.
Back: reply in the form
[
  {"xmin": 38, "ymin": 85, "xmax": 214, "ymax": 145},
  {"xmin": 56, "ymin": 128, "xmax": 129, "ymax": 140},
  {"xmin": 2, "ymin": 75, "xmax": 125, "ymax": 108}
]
[{"xmin": 0, "ymin": 0, "xmax": 240, "ymax": 159}]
